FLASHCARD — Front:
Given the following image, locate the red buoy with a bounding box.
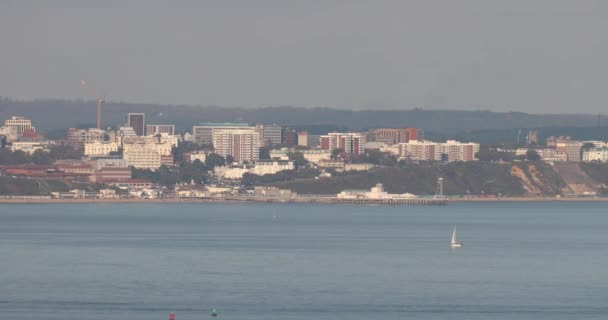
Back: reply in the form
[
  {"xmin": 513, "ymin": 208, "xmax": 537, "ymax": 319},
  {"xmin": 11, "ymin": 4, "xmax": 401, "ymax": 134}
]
[{"xmin": 169, "ymin": 312, "xmax": 175, "ymax": 320}]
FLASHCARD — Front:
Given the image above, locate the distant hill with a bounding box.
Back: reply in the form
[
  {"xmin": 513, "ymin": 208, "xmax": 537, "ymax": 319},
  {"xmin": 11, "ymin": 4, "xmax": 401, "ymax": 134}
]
[
  {"xmin": 426, "ymin": 126, "xmax": 608, "ymax": 145},
  {"xmin": 0, "ymin": 98, "xmax": 600, "ymax": 135}
]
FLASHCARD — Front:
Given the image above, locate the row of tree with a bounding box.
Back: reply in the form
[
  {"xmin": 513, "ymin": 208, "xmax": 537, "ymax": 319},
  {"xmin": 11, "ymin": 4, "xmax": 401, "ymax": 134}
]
[{"xmin": 0, "ymin": 145, "xmax": 83, "ymax": 165}]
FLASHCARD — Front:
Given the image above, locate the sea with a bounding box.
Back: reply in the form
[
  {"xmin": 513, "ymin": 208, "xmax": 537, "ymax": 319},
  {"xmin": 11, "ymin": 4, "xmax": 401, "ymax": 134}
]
[{"xmin": 1, "ymin": 202, "xmax": 607, "ymax": 320}]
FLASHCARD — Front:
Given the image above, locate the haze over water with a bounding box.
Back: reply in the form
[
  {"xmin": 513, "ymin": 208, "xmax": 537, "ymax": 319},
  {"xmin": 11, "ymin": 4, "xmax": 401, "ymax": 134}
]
[{"xmin": 1, "ymin": 202, "xmax": 607, "ymax": 319}]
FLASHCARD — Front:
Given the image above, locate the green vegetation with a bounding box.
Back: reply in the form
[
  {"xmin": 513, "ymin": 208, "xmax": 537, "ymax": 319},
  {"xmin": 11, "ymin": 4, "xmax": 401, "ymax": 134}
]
[
  {"xmin": 0, "ymin": 145, "xmax": 83, "ymax": 165},
  {"xmin": 351, "ymin": 149, "xmax": 397, "ymax": 166},
  {"xmin": 241, "ymin": 168, "xmax": 320, "ymax": 187},
  {"xmin": 580, "ymin": 163, "xmax": 608, "ymax": 195},
  {"xmin": 525, "ymin": 150, "xmax": 541, "ymax": 161},
  {"xmin": 286, "ymin": 151, "xmax": 308, "ymax": 168},
  {"xmin": 264, "ymin": 162, "xmax": 566, "ymax": 196},
  {"xmin": 476, "ymin": 147, "xmax": 515, "ymax": 162},
  {"xmin": 0, "ymin": 176, "xmax": 93, "ymax": 195}
]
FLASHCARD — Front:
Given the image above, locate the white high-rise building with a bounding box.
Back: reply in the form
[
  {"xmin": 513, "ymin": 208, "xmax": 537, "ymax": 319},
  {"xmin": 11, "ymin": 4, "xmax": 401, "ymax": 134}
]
[
  {"xmin": 4, "ymin": 116, "xmax": 34, "ymax": 135},
  {"xmin": 146, "ymin": 124, "xmax": 175, "ymax": 136},
  {"xmin": 212, "ymin": 128, "xmax": 261, "ymax": 163},
  {"xmin": 192, "ymin": 123, "xmax": 254, "ymax": 146}
]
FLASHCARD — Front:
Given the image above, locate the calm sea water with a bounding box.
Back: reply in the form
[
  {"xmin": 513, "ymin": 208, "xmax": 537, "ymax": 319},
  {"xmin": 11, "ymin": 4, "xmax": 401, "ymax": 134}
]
[{"xmin": 1, "ymin": 202, "xmax": 608, "ymax": 320}]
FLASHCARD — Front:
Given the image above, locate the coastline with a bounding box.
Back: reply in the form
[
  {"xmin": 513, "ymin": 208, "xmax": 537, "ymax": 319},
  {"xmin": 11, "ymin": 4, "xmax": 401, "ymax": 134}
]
[{"xmin": 0, "ymin": 196, "xmax": 607, "ymax": 204}]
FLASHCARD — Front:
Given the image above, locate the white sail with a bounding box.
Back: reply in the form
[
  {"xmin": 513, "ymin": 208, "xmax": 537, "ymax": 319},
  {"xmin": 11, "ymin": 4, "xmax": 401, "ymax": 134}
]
[{"xmin": 451, "ymin": 227, "xmax": 457, "ymax": 244}]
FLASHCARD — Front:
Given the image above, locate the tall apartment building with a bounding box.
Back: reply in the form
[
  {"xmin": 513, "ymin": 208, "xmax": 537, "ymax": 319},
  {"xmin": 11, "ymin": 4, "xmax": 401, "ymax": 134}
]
[
  {"xmin": 4, "ymin": 116, "xmax": 35, "ymax": 135},
  {"xmin": 396, "ymin": 140, "xmax": 479, "ymax": 161},
  {"xmin": 371, "ymin": 127, "xmax": 422, "ymax": 144},
  {"xmin": 212, "ymin": 129, "xmax": 261, "ymax": 163},
  {"xmin": 297, "ymin": 131, "xmax": 308, "ymax": 147},
  {"xmin": 527, "ymin": 130, "xmax": 538, "ymax": 145},
  {"xmin": 259, "ymin": 124, "xmax": 282, "ymax": 146},
  {"xmin": 192, "ymin": 123, "xmax": 253, "ymax": 146},
  {"xmin": 146, "ymin": 124, "xmax": 175, "ymax": 136},
  {"xmin": 1, "ymin": 116, "xmax": 35, "ymax": 142},
  {"xmin": 547, "ymin": 136, "xmax": 582, "ymax": 162},
  {"xmin": 127, "ymin": 113, "xmax": 145, "ymax": 136},
  {"xmin": 66, "ymin": 128, "xmax": 106, "ymax": 150},
  {"xmin": 319, "ymin": 133, "xmax": 366, "ymax": 155},
  {"xmin": 281, "ymin": 127, "xmax": 297, "ymax": 147}
]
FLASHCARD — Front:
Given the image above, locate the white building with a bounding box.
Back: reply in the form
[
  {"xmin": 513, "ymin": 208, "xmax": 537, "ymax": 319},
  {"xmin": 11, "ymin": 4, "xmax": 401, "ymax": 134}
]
[
  {"xmin": 123, "ymin": 141, "xmax": 173, "ymax": 170},
  {"xmin": 250, "ymin": 160, "xmax": 294, "ymax": 176},
  {"xmin": 84, "ymin": 141, "xmax": 118, "ymax": 156},
  {"xmin": 192, "ymin": 123, "xmax": 255, "ymax": 145},
  {"xmin": 297, "ymin": 131, "xmax": 308, "ymax": 147},
  {"xmin": 185, "ymin": 151, "xmax": 209, "ymax": 163},
  {"xmin": 94, "ymin": 158, "xmax": 129, "ymax": 170},
  {"xmin": 515, "ymin": 148, "xmax": 568, "ymax": 162},
  {"xmin": 4, "ymin": 116, "xmax": 34, "ymax": 135},
  {"xmin": 66, "ymin": 128, "xmax": 106, "ymax": 150},
  {"xmin": 146, "ymin": 124, "xmax": 175, "ymax": 136},
  {"xmin": 393, "ymin": 140, "xmax": 479, "ymax": 161},
  {"xmin": 337, "ymin": 183, "xmax": 416, "ymax": 199},
  {"xmin": 115, "ymin": 126, "xmax": 137, "ymax": 147},
  {"xmin": 9, "ymin": 141, "xmax": 50, "ymax": 154},
  {"xmin": 213, "ymin": 166, "xmax": 251, "ymax": 179},
  {"xmin": 269, "ymin": 148, "xmax": 331, "ymax": 164},
  {"xmin": 214, "ymin": 160, "xmax": 294, "ymax": 179},
  {"xmin": 583, "ymin": 147, "xmax": 608, "ymax": 162},
  {"xmin": 212, "ymin": 128, "xmax": 261, "ymax": 163}
]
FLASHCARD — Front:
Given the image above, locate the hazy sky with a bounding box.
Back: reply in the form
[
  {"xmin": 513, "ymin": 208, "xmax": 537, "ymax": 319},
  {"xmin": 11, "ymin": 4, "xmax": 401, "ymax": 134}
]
[{"xmin": 1, "ymin": 0, "xmax": 607, "ymax": 113}]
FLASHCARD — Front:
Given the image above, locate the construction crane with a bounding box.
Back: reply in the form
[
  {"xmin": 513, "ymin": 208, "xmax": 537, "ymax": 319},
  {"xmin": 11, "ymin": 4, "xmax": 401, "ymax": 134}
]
[{"xmin": 80, "ymin": 80, "xmax": 103, "ymax": 129}]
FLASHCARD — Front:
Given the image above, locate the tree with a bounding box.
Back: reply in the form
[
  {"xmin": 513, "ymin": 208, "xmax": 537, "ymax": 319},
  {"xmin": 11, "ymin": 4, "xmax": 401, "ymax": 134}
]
[
  {"xmin": 525, "ymin": 149, "xmax": 541, "ymax": 161},
  {"xmin": 204, "ymin": 153, "xmax": 225, "ymax": 169},
  {"xmin": 331, "ymin": 148, "xmax": 343, "ymax": 160},
  {"xmin": 31, "ymin": 149, "xmax": 53, "ymax": 165},
  {"xmin": 178, "ymin": 160, "xmax": 207, "ymax": 184},
  {"xmin": 48, "ymin": 145, "xmax": 83, "ymax": 160},
  {"xmin": 581, "ymin": 142, "xmax": 595, "ymax": 159},
  {"xmin": 158, "ymin": 165, "xmax": 179, "ymax": 187},
  {"xmin": 287, "ymin": 151, "xmax": 308, "ymax": 168},
  {"xmin": 259, "ymin": 146, "xmax": 271, "ymax": 160},
  {"xmin": 225, "ymin": 155, "xmax": 235, "ymax": 165}
]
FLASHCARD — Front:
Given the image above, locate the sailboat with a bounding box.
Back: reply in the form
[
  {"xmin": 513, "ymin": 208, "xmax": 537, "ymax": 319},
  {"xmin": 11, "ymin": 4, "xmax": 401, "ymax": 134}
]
[{"xmin": 450, "ymin": 227, "xmax": 463, "ymax": 248}]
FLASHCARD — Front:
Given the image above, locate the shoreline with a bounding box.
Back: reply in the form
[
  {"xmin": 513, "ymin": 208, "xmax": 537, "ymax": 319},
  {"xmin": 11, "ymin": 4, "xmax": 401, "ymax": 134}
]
[{"xmin": 0, "ymin": 196, "xmax": 607, "ymax": 204}]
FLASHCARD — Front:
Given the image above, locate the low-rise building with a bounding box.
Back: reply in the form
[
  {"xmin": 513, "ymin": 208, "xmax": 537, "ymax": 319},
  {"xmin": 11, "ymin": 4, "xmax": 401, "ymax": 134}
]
[
  {"xmin": 250, "ymin": 160, "xmax": 294, "ymax": 176},
  {"xmin": 582, "ymin": 147, "xmax": 608, "ymax": 162},
  {"xmin": 123, "ymin": 140, "xmax": 173, "ymax": 170},
  {"xmin": 185, "ymin": 151, "xmax": 210, "ymax": 163},
  {"xmin": 84, "ymin": 141, "xmax": 118, "ymax": 156},
  {"xmin": 214, "ymin": 160, "xmax": 294, "ymax": 179},
  {"xmin": 66, "ymin": 128, "xmax": 105, "ymax": 150},
  {"xmin": 269, "ymin": 148, "xmax": 331, "ymax": 164},
  {"xmin": 515, "ymin": 148, "xmax": 568, "ymax": 162},
  {"xmin": 317, "ymin": 160, "xmax": 345, "ymax": 169},
  {"xmin": 9, "ymin": 141, "xmax": 51, "ymax": 154},
  {"xmin": 337, "ymin": 183, "xmax": 416, "ymax": 199}
]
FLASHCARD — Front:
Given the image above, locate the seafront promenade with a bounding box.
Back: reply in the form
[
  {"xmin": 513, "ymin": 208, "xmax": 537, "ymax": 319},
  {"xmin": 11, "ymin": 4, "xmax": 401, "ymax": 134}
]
[{"xmin": 0, "ymin": 195, "xmax": 607, "ymax": 204}]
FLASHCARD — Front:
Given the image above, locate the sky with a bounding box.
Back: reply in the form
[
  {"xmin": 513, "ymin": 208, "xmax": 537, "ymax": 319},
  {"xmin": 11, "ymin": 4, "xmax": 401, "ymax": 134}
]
[{"xmin": 1, "ymin": 0, "xmax": 607, "ymax": 113}]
